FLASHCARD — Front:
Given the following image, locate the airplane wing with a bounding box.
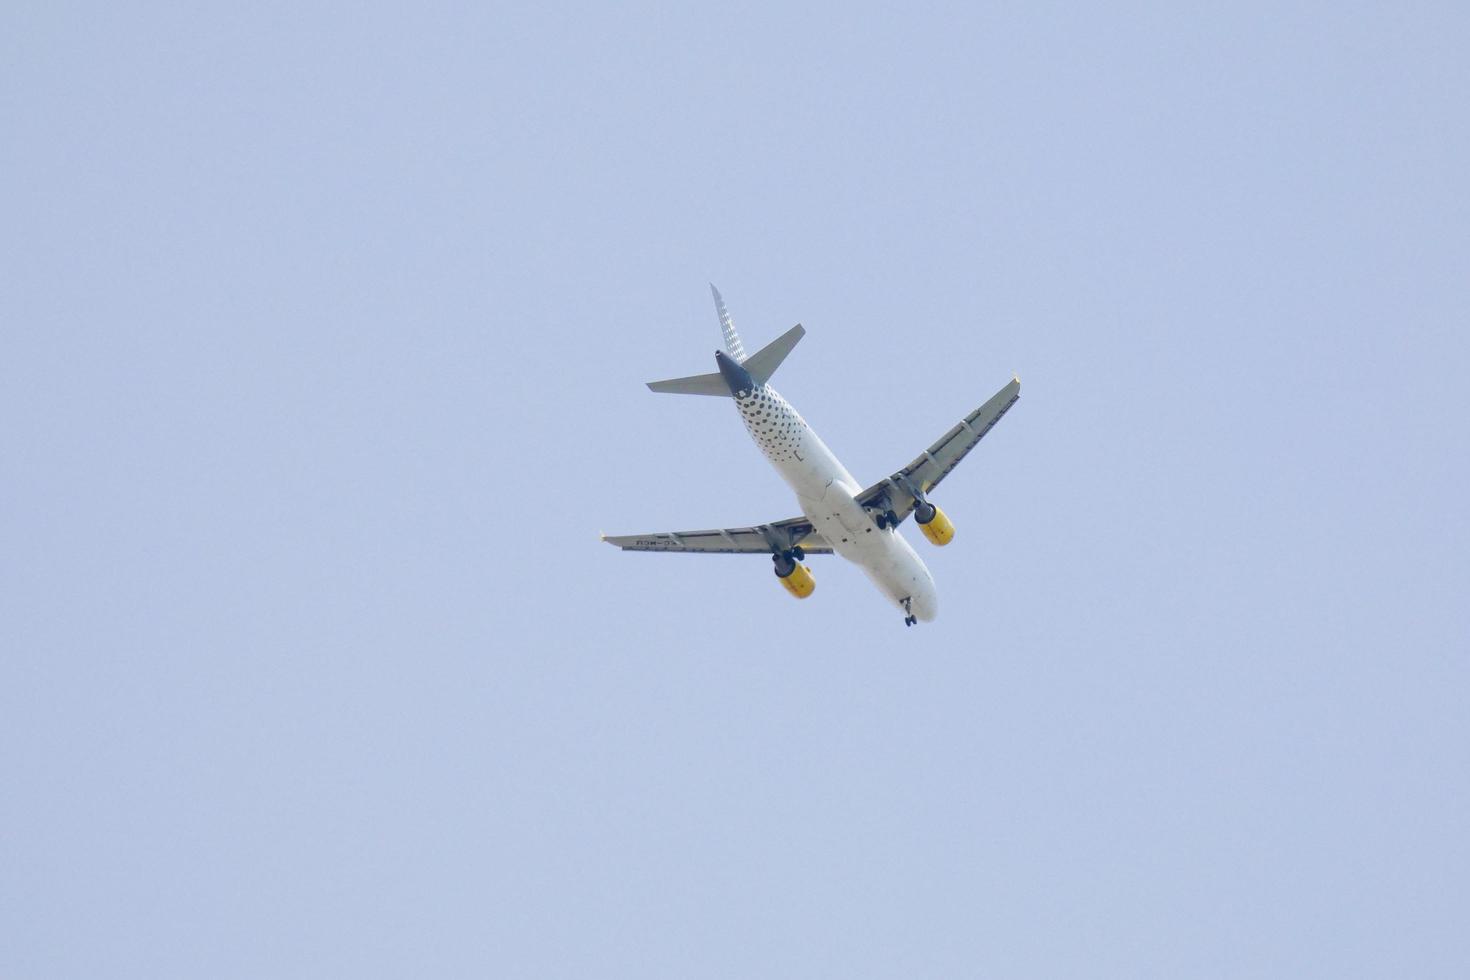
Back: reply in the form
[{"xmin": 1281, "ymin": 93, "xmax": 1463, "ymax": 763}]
[
  {"xmin": 856, "ymin": 376, "xmax": 1021, "ymax": 521},
  {"xmin": 602, "ymin": 514, "xmax": 833, "ymax": 554}
]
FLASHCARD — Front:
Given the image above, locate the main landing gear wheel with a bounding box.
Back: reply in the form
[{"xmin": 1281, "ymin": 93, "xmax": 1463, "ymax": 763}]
[{"xmin": 876, "ymin": 510, "xmax": 899, "ymax": 530}]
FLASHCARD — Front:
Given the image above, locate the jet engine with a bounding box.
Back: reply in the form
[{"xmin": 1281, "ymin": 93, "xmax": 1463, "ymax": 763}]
[
  {"xmin": 914, "ymin": 501, "xmax": 955, "ymax": 546},
  {"xmin": 773, "ymin": 553, "xmax": 816, "ymax": 598}
]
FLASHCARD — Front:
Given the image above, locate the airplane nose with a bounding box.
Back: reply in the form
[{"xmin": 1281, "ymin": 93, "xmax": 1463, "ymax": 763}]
[
  {"xmin": 913, "ymin": 593, "xmax": 938, "ymax": 622},
  {"xmin": 908, "ymin": 576, "xmax": 938, "ymax": 622}
]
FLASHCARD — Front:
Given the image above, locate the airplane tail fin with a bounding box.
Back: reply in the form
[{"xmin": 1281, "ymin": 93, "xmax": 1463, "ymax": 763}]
[
  {"xmin": 645, "ymin": 288, "xmax": 806, "ymax": 395},
  {"xmin": 711, "ymin": 283, "xmax": 746, "ymax": 361}
]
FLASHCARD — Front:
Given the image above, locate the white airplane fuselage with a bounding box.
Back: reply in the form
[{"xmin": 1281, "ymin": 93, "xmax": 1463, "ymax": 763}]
[{"xmin": 732, "ymin": 380, "xmax": 938, "ymax": 622}]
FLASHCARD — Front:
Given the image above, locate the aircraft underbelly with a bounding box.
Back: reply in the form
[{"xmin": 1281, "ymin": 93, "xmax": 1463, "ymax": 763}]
[
  {"xmin": 744, "ymin": 386, "xmax": 937, "ymax": 621},
  {"xmin": 797, "ymin": 475, "xmax": 938, "ymax": 621}
]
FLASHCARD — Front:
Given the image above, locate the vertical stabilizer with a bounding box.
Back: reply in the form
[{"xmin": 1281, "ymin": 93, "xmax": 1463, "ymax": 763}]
[{"xmin": 710, "ymin": 283, "xmax": 747, "ymax": 362}]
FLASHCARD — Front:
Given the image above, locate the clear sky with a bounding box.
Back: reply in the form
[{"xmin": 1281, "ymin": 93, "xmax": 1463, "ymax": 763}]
[{"xmin": 4, "ymin": 2, "xmax": 1468, "ymax": 977}]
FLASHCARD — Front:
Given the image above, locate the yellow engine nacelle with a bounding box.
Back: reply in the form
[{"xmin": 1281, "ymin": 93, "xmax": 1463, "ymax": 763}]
[
  {"xmin": 776, "ymin": 561, "xmax": 816, "ymax": 598},
  {"xmin": 917, "ymin": 505, "xmax": 955, "ymax": 546}
]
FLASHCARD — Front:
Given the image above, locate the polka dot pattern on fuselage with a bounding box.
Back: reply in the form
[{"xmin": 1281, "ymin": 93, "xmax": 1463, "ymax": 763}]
[{"xmin": 735, "ymin": 384, "xmax": 808, "ymax": 463}]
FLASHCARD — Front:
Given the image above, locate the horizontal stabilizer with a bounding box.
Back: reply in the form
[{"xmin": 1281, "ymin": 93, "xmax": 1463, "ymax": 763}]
[
  {"xmin": 743, "ymin": 324, "xmax": 804, "ymax": 387},
  {"xmin": 646, "ymin": 371, "xmax": 730, "ymax": 396}
]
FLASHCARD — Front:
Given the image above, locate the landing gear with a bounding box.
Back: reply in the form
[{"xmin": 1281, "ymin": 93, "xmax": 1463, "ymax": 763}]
[
  {"xmin": 901, "ymin": 596, "xmax": 917, "ymax": 627},
  {"xmin": 875, "ymin": 509, "xmax": 900, "ymax": 530}
]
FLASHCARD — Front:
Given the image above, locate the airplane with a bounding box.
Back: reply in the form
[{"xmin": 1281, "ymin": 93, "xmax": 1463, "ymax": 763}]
[{"xmin": 602, "ymin": 285, "xmax": 1020, "ymax": 626}]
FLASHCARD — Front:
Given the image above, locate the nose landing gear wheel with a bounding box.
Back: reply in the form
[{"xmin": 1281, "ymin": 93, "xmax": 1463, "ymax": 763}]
[{"xmin": 901, "ymin": 596, "xmax": 916, "ymax": 627}]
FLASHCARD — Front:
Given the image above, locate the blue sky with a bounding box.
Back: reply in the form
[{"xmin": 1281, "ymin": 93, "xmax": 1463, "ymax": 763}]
[{"xmin": 4, "ymin": 3, "xmax": 1468, "ymax": 976}]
